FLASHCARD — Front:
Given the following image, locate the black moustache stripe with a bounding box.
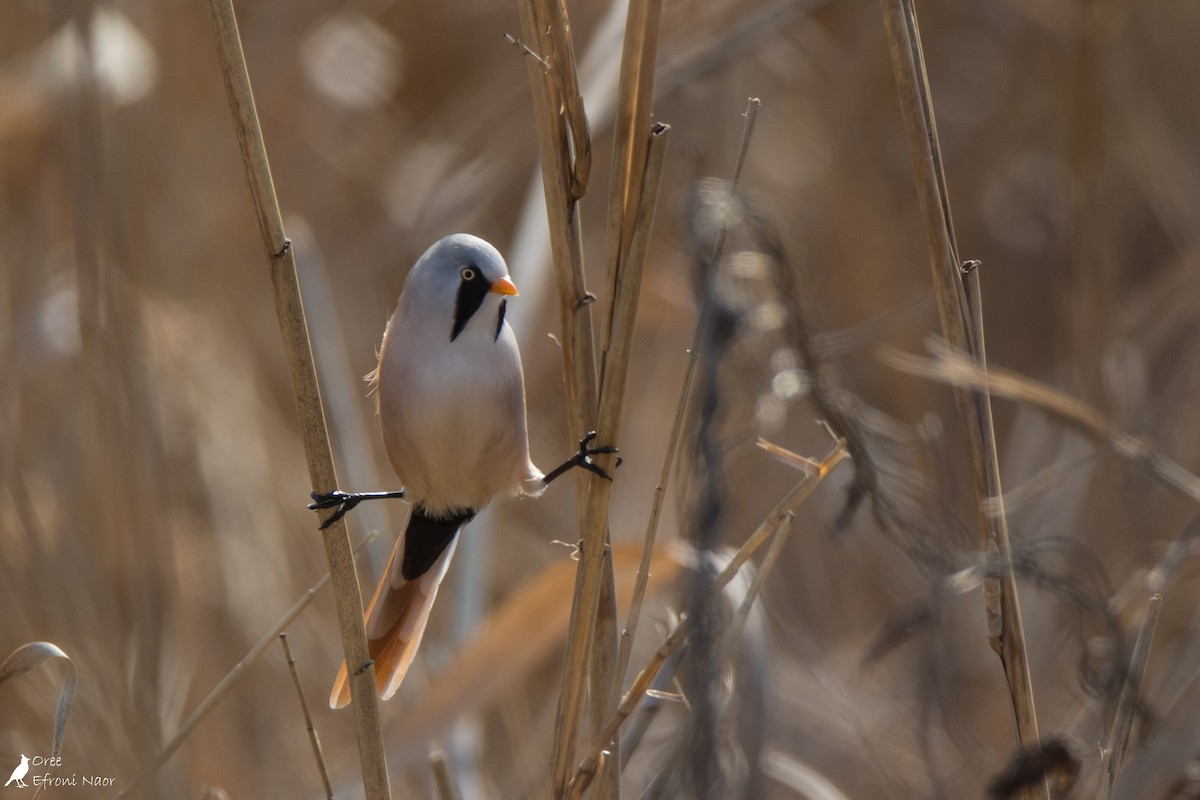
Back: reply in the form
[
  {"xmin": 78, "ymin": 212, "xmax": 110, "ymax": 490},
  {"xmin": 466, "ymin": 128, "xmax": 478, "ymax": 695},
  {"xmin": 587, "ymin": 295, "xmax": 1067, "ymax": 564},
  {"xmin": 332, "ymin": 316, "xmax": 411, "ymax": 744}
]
[{"xmin": 450, "ymin": 269, "xmax": 491, "ymax": 341}]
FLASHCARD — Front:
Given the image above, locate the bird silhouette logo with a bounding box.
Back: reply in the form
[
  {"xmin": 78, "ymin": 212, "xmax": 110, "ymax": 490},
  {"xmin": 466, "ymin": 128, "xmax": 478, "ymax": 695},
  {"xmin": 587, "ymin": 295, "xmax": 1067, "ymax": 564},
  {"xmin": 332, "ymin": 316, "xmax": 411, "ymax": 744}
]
[{"xmin": 3, "ymin": 755, "xmax": 29, "ymax": 789}]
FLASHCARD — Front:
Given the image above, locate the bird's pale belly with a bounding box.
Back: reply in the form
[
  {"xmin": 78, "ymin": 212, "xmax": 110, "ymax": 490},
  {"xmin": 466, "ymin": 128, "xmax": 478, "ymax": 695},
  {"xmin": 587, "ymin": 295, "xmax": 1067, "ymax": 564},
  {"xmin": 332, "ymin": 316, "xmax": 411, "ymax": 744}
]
[{"xmin": 378, "ymin": 348, "xmax": 523, "ymax": 513}]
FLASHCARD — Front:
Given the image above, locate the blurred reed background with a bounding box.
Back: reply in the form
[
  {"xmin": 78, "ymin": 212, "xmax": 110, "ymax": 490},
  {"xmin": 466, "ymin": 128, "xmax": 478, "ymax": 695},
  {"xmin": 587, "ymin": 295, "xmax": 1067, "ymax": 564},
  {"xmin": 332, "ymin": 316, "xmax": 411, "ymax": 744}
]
[{"xmin": 3, "ymin": 0, "xmax": 1200, "ymax": 797}]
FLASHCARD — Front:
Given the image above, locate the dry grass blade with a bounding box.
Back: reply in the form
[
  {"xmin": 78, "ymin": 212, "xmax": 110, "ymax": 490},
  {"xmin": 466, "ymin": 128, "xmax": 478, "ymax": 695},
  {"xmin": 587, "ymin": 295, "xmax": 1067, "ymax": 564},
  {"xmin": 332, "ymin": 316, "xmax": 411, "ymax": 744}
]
[
  {"xmin": 204, "ymin": 2, "xmax": 388, "ymax": 798},
  {"xmin": 878, "ymin": 0, "xmax": 1041, "ymax": 771},
  {"xmin": 0, "ymin": 642, "xmax": 77, "ymax": 760},
  {"xmin": 1100, "ymin": 593, "xmax": 1163, "ymax": 799},
  {"xmin": 881, "ymin": 343, "xmax": 1200, "ymax": 503},
  {"xmin": 116, "ymin": 533, "xmax": 377, "ymax": 798},
  {"xmin": 279, "ymin": 634, "xmax": 333, "ymax": 800},
  {"xmin": 564, "ymin": 441, "xmax": 850, "ymax": 798},
  {"xmin": 760, "ymin": 750, "xmax": 852, "ymax": 800}
]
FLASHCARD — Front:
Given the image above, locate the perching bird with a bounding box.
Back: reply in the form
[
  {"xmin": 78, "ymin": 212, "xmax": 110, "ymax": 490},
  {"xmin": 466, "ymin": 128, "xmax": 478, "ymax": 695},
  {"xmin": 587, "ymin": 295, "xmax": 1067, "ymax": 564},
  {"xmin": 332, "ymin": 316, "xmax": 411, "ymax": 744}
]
[
  {"xmin": 5, "ymin": 755, "xmax": 29, "ymax": 788},
  {"xmin": 310, "ymin": 233, "xmax": 614, "ymax": 709}
]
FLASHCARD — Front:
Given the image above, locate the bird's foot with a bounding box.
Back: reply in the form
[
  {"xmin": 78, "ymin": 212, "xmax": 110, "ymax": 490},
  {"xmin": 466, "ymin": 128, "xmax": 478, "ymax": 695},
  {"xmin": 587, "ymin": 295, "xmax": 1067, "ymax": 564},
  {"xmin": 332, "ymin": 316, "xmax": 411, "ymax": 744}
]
[
  {"xmin": 543, "ymin": 431, "xmax": 620, "ymax": 485},
  {"xmin": 308, "ymin": 489, "xmax": 405, "ymax": 529}
]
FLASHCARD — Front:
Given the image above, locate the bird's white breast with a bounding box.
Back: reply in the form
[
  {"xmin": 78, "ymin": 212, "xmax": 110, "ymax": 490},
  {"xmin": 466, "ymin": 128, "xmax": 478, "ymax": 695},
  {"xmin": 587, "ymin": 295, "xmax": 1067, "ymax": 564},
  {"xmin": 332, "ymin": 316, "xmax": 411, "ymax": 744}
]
[{"xmin": 376, "ymin": 299, "xmax": 540, "ymax": 514}]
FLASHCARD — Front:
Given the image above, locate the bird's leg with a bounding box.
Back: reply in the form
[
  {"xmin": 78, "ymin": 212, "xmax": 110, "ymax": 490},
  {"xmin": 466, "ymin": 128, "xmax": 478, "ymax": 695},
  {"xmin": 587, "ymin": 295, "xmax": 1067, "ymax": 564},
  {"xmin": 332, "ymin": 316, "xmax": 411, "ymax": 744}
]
[
  {"xmin": 542, "ymin": 431, "xmax": 620, "ymax": 485},
  {"xmin": 308, "ymin": 489, "xmax": 406, "ymax": 530}
]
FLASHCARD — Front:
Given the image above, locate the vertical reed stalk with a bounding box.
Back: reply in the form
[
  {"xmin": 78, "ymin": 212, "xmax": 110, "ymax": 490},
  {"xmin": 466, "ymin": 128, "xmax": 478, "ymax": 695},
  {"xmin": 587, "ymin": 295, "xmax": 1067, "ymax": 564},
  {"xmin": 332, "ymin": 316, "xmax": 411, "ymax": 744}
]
[
  {"xmin": 878, "ymin": 0, "xmax": 1042, "ymax": 780},
  {"xmin": 204, "ymin": 2, "xmax": 389, "ymax": 797},
  {"xmin": 516, "ymin": 0, "xmax": 668, "ymax": 796}
]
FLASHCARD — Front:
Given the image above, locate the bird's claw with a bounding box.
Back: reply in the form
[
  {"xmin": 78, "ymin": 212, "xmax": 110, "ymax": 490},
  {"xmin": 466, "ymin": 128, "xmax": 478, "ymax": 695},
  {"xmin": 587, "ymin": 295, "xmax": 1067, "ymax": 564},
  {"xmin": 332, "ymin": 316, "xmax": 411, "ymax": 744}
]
[
  {"xmin": 541, "ymin": 432, "xmax": 620, "ymax": 486},
  {"xmin": 308, "ymin": 490, "xmax": 360, "ymax": 529},
  {"xmin": 574, "ymin": 431, "xmax": 619, "ymax": 481},
  {"xmin": 307, "ymin": 488, "xmax": 406, "ymax": 528}
]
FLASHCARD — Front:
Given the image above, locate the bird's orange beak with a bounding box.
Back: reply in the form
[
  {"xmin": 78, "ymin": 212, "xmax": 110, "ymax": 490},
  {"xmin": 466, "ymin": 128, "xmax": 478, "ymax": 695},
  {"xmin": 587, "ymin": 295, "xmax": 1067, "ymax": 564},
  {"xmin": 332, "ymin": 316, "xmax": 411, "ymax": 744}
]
[{"xmin": 490, "ymin": 276, "xmax": 519, "ymax": 296}]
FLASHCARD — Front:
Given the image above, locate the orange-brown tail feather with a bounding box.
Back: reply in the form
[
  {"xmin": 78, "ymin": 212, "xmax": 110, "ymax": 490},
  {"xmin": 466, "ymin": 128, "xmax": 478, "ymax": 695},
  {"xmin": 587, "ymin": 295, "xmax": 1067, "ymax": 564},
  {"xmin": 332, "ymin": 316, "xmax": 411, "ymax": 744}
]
[{"xmin": 329, "ymin": 534, "xmax": 458, "ymax": 709}]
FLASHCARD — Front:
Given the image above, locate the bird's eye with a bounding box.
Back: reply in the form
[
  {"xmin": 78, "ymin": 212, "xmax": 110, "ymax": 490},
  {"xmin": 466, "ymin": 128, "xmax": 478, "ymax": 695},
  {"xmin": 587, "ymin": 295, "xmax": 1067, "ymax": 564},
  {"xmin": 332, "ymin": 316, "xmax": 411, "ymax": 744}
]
[{"xmin": 460, "ymin": 267, "xmax": 476, "ymax": 281}]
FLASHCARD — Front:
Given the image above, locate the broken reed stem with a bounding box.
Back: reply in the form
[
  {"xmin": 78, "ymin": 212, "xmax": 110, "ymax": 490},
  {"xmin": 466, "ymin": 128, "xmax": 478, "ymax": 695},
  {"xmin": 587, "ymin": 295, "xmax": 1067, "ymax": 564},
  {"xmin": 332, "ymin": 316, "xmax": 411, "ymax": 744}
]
[
  {"xmin": 280, "ymin": 634, "xmax": 333, "ymax": 800},
  {"xmin": 204, "ymin": 4, "xmax": 389, "ymax": 797},
  {"xmin": 618, "ymin": 348, "xmax": 697, "ymax": 683},
  {"xmin": 117, "ymin": 533, "xmax": 377, "ymax": 797},
  {"xmin": 1100, "ymin": 593, "xmax": 1163, "ymax": 799},
  {"xmin": 565, "ymin": 441, "xmax": 849, "ymax": 798},
  {"xmin": 878, "ymin": 0, "xmax": 1041, "ymax": 772},
  {"xmin": 430, "ymin": 752, "xmax": 465, "ymax": 800}
]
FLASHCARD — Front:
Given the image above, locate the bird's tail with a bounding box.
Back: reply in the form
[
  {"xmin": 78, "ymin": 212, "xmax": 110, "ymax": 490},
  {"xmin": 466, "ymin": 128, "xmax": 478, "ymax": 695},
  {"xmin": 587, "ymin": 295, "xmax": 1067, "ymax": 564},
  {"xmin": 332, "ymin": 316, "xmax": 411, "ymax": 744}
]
[{"xmin": 329, "ymin": 507, "xmax": 470, "ymax": 709}]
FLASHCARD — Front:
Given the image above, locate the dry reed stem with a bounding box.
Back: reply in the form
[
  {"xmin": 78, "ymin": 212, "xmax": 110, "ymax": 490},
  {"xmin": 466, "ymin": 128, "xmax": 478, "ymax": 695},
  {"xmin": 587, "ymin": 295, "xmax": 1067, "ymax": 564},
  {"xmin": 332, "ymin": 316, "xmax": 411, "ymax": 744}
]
[
  {"xmin": 514, "ymin": 0, "xmax": 607, "ymax": 794},
  {"xmin": 963, "ymin": 265, "xmax": 1040, "ymax": 768},
  {"xmin": 584, "ymin": 123, "xmax": 669, "ymax": 798},
  {"xmin": 618, "ymin": 348, "xmax": 697, "ymax": 683},
  {"xmin": 1100, "ymin": 593, "xmax": 1163, "ymax": 799},
  {"xmin": 204, "ymin": 3, "xmax": 389, "ymax": 797},
  {"xmin": 708, "ymin": 97, "xmax": 761, "ymax": 263},
  {"xmin": 878, "ymin": 0, "xmax": 1042, "ymax": 770},
  {"xmin": 515, "ymin": 0, "xmax": 670, "ymax": 794},
  {"xmin": 722, "ymin": 512, "xmax": 792, "ymax": 661},
  {"xmin": 430, "ymin": 752, "xmax": 465, "ymax": 800},
  {"xmin": 279, "ymin": 634, "xmax": 333, "ymax": 800},
  {"xmin": 116, "ymin": 532, "xmax": 377, "ymax": 797},
  {"xmin": 614, "ymin": 97, "xmax": 759, "ymax": 684},
  {"xmin": 564, "ymin": 441, "xmax": 850, "ymax": 798},
  {"xmin": 600, "ymin": 0, "xmax": 663, "ymax": 349}
]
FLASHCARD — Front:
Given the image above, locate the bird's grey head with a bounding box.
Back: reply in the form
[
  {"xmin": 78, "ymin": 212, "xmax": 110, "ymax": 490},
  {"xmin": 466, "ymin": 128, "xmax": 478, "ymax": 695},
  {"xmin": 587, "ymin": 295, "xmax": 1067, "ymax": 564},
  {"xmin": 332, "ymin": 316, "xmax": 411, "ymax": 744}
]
[{"xmin": 404, "ymin": 234, "xmax": 518, "ymax": 343}]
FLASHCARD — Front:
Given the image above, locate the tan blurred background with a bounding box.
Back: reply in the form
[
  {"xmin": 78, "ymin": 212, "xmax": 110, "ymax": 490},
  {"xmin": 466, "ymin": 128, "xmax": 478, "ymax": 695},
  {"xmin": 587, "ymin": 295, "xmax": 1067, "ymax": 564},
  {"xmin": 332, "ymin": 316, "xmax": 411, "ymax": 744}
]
[{"xmin": 3, "ymin": 0, "xmax": 1200, "ymax": 797}]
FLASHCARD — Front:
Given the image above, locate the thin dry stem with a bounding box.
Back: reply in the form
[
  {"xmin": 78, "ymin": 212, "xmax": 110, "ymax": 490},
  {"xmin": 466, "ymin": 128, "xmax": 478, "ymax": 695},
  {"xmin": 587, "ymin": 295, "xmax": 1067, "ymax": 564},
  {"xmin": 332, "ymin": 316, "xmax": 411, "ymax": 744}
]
[
  {"xmin": 618, "ymin": 347, "xmax": 697, "ymax": 683},
  {"xmin": 721, "ymin": 513, "xmax": 793, "ymax": 659},
  {"xmin": 280, "ymin": 634, "xmax": 333, "ymax": 800},
  {"xmin": 116, "ymin": 533, "xmax": 377, "ymax": 797},
  {"xmin": 564, "ymin": 441, "xmax": 849, "ymax": 797},
  {"xmin": 964, "ymin": 265, "xmax": 1040, "ymax": 764},
  {"xmin": 879, "ymin": 0, "xmax": 1041, "ymax": 770},
  {"xmin": 1101, "ymin": 593, "xmax": 1163, "ymax": 798},
  {"xmin": 204, "ymin": 2, "xmax": 389, "ymax": 796}
]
